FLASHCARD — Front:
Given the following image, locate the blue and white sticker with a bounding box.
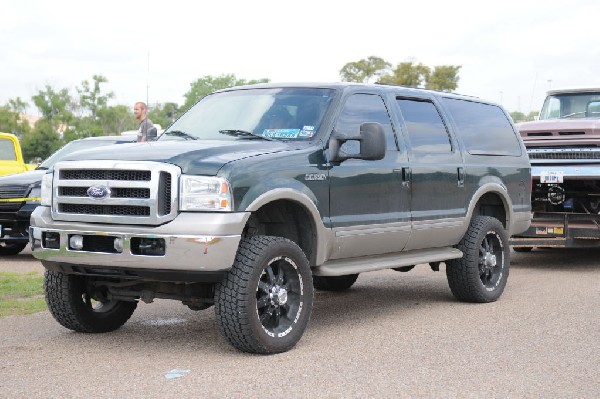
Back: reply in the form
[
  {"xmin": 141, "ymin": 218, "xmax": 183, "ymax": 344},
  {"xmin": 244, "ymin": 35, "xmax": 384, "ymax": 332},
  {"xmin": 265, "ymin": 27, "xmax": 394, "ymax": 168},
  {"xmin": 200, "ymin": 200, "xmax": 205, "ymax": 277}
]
[{"xmin": 262, "ymin": 129, "xmax": 301, "ymax": 139}]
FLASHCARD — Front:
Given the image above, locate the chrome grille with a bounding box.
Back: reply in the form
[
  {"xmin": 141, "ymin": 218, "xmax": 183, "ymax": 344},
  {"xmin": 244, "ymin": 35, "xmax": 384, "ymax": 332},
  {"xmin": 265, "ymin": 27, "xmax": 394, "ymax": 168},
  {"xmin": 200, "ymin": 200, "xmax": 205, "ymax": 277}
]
[
  {"xmin": 51, "ymin": 160, "xmax": 180, "ymax": 225},
  {"xmin": 527, "ymin": 148, "xmax": 600, "ymax": 160}
]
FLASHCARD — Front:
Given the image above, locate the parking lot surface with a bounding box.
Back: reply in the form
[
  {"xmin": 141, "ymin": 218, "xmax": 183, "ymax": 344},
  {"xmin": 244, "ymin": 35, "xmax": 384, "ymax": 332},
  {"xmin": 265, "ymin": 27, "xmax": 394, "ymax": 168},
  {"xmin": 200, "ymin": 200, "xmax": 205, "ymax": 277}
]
[{"xmin": 1, "ymin": 247, "xmax": 598, "ymax": 398}]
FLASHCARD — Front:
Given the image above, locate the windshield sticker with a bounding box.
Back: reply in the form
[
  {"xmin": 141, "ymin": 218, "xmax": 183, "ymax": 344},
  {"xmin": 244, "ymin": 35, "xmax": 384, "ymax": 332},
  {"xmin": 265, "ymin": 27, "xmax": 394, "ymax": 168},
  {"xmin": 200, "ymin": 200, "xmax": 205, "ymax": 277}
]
[
  {"xmin": 262, "ymin": 129, "xmax": 301, "ymax": 139},
  {"xmin": 299, "ymin": 126, "xmax": 315, "ymax": 137}
]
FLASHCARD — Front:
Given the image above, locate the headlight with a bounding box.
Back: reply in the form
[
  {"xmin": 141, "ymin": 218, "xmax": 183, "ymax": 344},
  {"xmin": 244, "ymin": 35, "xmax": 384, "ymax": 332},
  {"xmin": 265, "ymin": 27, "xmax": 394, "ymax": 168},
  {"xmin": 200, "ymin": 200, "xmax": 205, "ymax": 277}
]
[
  {"xmin": 180, "ymin": 176, "xmax": 232, "ymax": 211},
  {"xmin": 40, "ymin": 172, "xmax": 53, "ymax": 206},
  {"xmin": 26, "ymin": 187, "xmax": 41, "ymax": 205}
]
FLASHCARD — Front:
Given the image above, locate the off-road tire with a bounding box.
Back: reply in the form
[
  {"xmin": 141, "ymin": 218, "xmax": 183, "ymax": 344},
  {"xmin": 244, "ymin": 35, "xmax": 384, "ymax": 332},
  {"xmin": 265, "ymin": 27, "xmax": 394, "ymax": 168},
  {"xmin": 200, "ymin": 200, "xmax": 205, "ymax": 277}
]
[
  {"xmin": 446, "ymin": 216, "xmax": 510, "ymax": 303},
  {"xmin": 214, "ymin": 235, "xmax": 313, "ymax": 354},
  {"xmin": 313, "ymin": 274, "xmax": 359, "ymax": 291},
  {"xmin": 44, "ymin": 270, "xmax": 137, "ymax": 333},
  {"xmin": 0, "ymin": 242, "xmax": 27, "ymax": 256}
]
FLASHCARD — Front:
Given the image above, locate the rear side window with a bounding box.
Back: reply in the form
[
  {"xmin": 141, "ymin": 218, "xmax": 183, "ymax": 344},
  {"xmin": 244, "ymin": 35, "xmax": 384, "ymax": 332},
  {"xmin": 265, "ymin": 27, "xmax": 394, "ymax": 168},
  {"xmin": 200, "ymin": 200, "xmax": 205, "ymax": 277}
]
[
  {"xmin": 396, "ymin": 98, "xmax": 452, "ymax": 153},
  {"xmin": 0, "ymin": 138, "xmax": 17, "ymax": 161},
  {"xmin": 443, "ymin": 98, "xmax": 522, "ymax": 156}
]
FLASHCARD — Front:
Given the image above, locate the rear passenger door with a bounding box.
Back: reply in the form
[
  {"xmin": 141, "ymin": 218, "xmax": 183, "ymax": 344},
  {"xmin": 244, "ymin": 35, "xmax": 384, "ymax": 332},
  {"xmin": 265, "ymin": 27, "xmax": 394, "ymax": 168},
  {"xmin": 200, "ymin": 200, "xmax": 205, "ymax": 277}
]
[{"xmin": 394, "ymin": 96, "xmax": 467, "ymax": 250}]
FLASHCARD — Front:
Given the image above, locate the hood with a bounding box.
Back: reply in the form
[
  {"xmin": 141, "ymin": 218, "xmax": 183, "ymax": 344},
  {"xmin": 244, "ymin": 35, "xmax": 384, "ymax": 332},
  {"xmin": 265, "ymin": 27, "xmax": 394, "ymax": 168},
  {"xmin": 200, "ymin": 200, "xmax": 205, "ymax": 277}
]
[
  {"xmin": 58, "ymin": 140, "xmax": 299, "ymax": 175},
  {"xmin": 0, "ymin": 169, "xmax": 46, "ymax": 187},
  {"xmin": 517, "ymin": 119, "xmax": 600, "ymax": 147}
]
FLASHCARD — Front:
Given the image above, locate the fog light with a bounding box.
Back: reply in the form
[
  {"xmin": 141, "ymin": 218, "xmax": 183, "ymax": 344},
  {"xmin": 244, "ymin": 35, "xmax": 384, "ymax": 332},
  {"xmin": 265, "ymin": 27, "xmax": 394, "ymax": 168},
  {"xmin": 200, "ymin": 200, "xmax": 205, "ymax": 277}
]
[
  {"xmin": 114, "ymin": 237, "xmax": 124, "ymax": 253},
  {"xmin": 69, "ymin": 235, "xmax": 84, "ymax": 250}
]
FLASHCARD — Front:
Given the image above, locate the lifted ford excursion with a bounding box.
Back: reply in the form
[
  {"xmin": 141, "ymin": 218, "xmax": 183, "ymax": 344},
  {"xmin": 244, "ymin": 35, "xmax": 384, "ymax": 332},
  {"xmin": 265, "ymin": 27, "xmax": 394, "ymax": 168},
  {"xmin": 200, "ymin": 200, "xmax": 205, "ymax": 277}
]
[
  {"xmin": 510, "ymin": 87, "xmax": 600, "ymax": 250},
  {"xmin": 31, "ymin": 83, "xmax": 531, "ymax": 354}
]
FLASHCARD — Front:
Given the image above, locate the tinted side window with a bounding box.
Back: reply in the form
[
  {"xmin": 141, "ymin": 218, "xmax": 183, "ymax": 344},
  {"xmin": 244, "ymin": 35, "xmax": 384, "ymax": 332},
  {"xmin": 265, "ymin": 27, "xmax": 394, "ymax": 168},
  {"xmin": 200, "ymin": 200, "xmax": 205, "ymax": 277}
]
[
  {"xmin": 443, "ymin": 98, "xmax": 522, "ymax": 156},
  {"xmin": 335, "ymin": 94, "xmax": 397, "ymax": 150},
  {"xmin": 396, "ymin": 99, "xmax": 451, "ymax": 153}
]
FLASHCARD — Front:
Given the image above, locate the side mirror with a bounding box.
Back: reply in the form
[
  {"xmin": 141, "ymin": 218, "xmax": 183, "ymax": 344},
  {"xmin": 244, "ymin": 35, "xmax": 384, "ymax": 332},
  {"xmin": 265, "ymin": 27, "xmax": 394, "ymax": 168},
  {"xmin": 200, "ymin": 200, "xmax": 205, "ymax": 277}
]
[
  {"xmin": 329, "ymin": 122, "xmax": 386, "ymax": 162},
  {"xmin": 146, "ymin": 126, "xmax": 158, "ymax": 140}
]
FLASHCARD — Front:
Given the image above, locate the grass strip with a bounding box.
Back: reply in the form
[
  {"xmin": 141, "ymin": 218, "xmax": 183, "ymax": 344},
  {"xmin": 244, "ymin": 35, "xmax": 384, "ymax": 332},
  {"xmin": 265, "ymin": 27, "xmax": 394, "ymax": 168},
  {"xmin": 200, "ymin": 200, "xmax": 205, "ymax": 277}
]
[{"xmin": 0, "ymin": 271, "xmax": 47, "ymax": 318}]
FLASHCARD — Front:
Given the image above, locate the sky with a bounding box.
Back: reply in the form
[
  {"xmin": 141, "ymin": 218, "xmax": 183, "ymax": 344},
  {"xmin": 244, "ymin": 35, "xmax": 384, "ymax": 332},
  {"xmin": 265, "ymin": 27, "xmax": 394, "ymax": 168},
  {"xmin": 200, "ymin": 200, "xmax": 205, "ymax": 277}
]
[{"xmin": 1, "ymin": 0, "xmax": 599, "ymax": 116}]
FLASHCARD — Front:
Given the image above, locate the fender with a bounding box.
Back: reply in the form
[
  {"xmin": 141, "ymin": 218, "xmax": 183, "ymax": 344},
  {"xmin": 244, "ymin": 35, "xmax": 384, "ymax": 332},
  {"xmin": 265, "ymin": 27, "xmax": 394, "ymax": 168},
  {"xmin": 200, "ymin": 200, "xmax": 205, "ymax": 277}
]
[{"xmin": 239, "ymin": 178, "xmax": 333, "ymax": 266}]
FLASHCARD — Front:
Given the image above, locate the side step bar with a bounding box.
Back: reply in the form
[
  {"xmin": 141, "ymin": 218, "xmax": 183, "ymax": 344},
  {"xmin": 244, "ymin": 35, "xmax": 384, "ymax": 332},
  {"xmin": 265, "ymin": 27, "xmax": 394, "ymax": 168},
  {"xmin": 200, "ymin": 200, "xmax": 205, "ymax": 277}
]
[{"xmin": 312, "ymin": 247, "xmax": 463, "ymax": 276}]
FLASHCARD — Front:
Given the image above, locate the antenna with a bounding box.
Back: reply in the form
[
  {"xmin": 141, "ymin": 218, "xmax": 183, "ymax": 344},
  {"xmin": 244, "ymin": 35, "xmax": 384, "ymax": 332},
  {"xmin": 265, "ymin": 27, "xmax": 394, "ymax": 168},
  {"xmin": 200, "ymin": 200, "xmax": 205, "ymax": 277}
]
[{"xmin": 146, "ymin": 51, "xmax": 150, "ymax": 108}]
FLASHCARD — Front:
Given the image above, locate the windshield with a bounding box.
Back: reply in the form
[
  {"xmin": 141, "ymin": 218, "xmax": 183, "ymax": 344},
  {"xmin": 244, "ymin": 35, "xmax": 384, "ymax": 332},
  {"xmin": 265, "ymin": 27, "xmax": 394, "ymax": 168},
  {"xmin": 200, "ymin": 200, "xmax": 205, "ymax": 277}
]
[
  {"xmin": 160, "ymin": 87, "xmax": 334, "ymax": 141},
  {"xmin": 539, "ymin": 92, "xmax": 600, "ymax": 120},
  {"xmin": 39, "ymin": 138, "xmax": 129, "ymax": 168}
]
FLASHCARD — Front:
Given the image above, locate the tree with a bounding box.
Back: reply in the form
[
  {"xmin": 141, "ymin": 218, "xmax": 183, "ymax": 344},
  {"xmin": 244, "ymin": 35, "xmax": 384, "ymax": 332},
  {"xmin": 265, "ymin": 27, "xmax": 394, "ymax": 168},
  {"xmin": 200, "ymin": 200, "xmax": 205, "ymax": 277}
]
[
  {"xmin": 77, "ymin": 75, "xmax": 114, "ymax": 120},
  {"xmin": 149, "ymin": 102, "xmax": 180, "ymax": 129},
  {"xmin": 97, "ymin": 105, "xmax": 136, "ymax": 134},
  {"xmin": 426, "ymin": 65, "xmax": 461, "ymax": 91},
  {"xmin": 0, "ymin": 101, "xmax": 31, "ymax": 137},
  {"xmin": 182, "ymin": 74, "xmax": 269, "ymax": 112},
  {"xmin": 341, "ymin": 56, "xmax": 462, "ymax": 91},
  {"xmin": 379, "ymin": 61, "xmax": 431, "ymax": 87},
  {"xmin": 32, "ymin": 85, "xmax": 74, "ymax": 124},
  {"xmin": 339, "ymin": 56, "xmax": 391, "ymax": 83},
  {"xmin": 21, "ymin": 119, "xmax": 62, "ymax": 161}
]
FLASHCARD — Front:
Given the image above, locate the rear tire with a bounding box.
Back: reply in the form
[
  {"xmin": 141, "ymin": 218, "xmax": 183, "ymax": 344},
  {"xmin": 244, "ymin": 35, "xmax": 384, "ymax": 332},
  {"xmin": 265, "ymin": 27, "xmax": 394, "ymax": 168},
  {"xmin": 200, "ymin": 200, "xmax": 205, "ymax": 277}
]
[
  {"xmin": 313, "ymin": 274, "xmax": 359, "ymax": 291},
  {"xmin": 446, "ymin": 216, "xmax": 509, "ymax": 303},
  {"xmin": 0, "ymin": 242, "xmax": 27, "ymax": 256},
  {"xmin": 215, "ymin": 236, "xmax": 313, "ymax": 354},
  {"xmin": 44, "ymin": 270, "xmax": 137, "ymax": 333}
]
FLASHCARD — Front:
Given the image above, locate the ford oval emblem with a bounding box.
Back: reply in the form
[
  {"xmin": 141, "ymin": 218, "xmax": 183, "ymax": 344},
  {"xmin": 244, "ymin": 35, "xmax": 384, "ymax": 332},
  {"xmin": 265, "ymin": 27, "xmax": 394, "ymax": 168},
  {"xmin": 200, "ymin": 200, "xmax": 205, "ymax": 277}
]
[{"xmin": 87, "ymin": 185, "xmax": 111, "ymax": 200}]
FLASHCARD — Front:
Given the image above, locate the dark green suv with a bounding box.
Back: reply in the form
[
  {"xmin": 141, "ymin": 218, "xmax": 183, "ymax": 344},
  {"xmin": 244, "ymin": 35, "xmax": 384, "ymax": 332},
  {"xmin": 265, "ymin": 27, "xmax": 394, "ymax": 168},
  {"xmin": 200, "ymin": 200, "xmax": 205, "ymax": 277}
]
[{"xmin": 30, "ymin": 83, "xmax": 531, "ymax": 354}]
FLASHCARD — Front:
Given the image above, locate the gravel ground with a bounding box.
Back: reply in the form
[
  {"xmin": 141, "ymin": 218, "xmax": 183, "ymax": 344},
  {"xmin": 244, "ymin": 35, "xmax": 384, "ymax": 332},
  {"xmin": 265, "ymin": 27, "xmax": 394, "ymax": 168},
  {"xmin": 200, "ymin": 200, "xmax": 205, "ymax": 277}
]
[{"xmin": 0, "ymin": 247, "xmax": 598, "ymax": 398}]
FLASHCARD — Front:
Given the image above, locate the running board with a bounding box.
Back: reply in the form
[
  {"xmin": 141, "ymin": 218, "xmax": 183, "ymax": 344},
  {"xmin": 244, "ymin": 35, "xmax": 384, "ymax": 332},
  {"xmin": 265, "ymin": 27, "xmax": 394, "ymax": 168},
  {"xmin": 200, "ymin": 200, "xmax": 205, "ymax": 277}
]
[{"xmin": 312, "ymin": 247, "xmax": 463, "ymax": 276}]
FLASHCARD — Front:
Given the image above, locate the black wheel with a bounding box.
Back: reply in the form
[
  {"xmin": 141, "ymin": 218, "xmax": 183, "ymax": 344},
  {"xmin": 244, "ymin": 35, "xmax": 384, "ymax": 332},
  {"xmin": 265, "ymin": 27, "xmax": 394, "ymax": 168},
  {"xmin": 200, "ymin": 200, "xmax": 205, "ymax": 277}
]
[
  {"xmin": 313, "ymin": 274, "xmax": 359, "ymax": 291},
  {"xmin": 0, "ymin": 242, "xmax": 27, "ymax": 256},
  {"xmin": 44, "ymin": 270, "xmax": 137, "ymax": 333},
  {"xmin": 446, "ymin": 216, "xmax": 510, "ymax": 303},
  {"xmin": 215, "ymin": 236, "xmax": 313, "ymax": 354},
  {"xmin": 513, "ymin": 246, "xmax": 533, "ymax": 252}
]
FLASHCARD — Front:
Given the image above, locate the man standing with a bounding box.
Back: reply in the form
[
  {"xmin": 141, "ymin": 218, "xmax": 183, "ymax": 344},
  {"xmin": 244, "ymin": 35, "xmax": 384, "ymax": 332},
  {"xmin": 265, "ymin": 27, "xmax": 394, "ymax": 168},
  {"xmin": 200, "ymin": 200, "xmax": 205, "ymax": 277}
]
[{"xmin": 134, "ymin": 102, "xmax": 157, "ymax": 142}]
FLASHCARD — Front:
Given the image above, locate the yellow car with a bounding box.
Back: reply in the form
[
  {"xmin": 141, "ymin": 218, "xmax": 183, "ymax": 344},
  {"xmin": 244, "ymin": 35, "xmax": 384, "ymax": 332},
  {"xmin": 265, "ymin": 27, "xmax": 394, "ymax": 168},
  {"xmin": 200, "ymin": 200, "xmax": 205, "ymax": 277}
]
[{"xmin": 0, "ymin": 132, "xmax": 37, "ymax": 176}]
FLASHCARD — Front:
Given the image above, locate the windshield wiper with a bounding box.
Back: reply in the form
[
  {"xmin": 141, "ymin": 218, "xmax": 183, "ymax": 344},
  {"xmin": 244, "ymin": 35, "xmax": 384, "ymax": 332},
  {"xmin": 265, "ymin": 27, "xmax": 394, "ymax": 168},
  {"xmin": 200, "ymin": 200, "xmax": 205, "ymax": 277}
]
[
  {"xmin": 163, "ymin": 130, "xmax": 198, "ymax": 140},
  {"xmin": 219, "ymin": 129, "xmax": 275, "ymax": 141},
  {"xmin": 560, "ymin": 112, "xmax": 586, "ymax": 119}
]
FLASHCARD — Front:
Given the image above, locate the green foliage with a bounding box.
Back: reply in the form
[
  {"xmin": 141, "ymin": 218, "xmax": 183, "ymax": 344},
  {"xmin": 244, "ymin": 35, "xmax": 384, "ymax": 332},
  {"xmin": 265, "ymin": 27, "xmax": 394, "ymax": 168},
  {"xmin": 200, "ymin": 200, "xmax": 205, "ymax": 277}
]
[
  {"xmin": 339, "ymin": 56, "xmax": 391, "ymax": 83},
  {"xmin": 32, "ymin": 85, "xmax": 74, "ymax": 123},
  {"xmin": 149, "ymin": 102, "xmax": 180, "ymax": 129},
  {"xmin": 510, "ymin": 111, "xmax": 539, "ymax": 123},
  {"xmin": 0, "ymin": 106, "xmax": 31, "ymax": 137},
  {"xmin": 182, "ymin": 74, "xmax": 269, "ymax": 112},
  {"xmin": 379, "ymin": 61, "xmax": 431, "ymax": 87},
  {"xmin": 0, "ymin": 271, "xmax": 46, "ymax": 318},
  {"xmin": 426, "ymin": 65, "xmax": 461, "ymax": 91},
  {"xmin": 97, "ymin": 105, "xmax": 137, "ymax": 134},
  {"xmin": 341, "ymin": 56, "xmax": 461, "ymax": 91},
  {"xmin": 77, "ymin": 74, "xmax": 114, "ymax": 119},
  {"xmin": 21, "ymin": 119, "xmax": 63, "ymax": 161}
]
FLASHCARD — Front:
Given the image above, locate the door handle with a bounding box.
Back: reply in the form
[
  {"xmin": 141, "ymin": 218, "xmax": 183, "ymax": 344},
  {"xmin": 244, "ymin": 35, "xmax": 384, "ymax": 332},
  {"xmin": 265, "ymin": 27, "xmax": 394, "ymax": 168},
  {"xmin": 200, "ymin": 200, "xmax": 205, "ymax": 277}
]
[
  {"xmin": 457, "ymin": 167, "xmax": 465, "ymax": 187},
  {"xmin": 394, "ymin": 167, "xmax": 411, "ymax": 188}
]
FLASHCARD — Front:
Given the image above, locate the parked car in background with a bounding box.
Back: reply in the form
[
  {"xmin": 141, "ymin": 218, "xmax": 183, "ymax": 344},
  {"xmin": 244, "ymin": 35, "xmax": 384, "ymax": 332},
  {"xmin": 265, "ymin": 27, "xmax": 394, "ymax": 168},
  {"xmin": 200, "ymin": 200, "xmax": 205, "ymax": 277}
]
[
  {"xmin": 0, "ymin": 132, "xmax": 37, "ymax": 176},
  {"xmin": 0, "ymin": 135, "xmax": 136, "ymax": 255}
]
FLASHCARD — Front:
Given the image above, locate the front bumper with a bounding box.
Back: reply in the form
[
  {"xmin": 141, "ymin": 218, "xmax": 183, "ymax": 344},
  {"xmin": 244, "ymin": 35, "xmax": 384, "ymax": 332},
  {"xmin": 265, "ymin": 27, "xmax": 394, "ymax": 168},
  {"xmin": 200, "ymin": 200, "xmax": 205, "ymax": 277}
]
[
  {"xmin": 30, "ymin": 206, "xmax": 249, "ymax": 273},
  {"xmin": 0, "ymin": 203, "xmax": 36, "ymax": 244}
]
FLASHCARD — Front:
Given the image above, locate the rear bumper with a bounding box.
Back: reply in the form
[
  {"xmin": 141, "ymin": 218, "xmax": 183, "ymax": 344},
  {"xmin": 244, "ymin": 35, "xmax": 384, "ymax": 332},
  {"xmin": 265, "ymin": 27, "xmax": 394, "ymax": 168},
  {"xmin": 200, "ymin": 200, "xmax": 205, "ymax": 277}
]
[{"xmin": 510, "ymin": 212, "xmax": 600, "ymax": 248}]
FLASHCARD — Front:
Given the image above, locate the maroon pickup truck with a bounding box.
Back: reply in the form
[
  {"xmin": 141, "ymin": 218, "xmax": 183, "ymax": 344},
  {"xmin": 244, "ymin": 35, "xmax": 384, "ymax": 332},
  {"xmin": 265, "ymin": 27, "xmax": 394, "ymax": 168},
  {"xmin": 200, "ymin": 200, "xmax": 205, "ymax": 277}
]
[{"xmin": 510, "ymin": 87, "xmax": 600, "ymax": 250}]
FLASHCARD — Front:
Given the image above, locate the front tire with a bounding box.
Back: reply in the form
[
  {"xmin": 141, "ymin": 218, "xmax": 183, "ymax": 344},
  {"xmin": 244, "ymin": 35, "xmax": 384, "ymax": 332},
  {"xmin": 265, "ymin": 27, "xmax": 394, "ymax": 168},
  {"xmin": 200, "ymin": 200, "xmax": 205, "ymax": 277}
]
[
  {"xmin": 44, "ymin": 270, "xmax": 137, "ymax": 333},
  {"xmin": 446, "ymin": 216, "xmax": 509, "ymax": 303},
  {"xmin": 215, "ymin": 236, "xmax": 313, "ymax": 354}
]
